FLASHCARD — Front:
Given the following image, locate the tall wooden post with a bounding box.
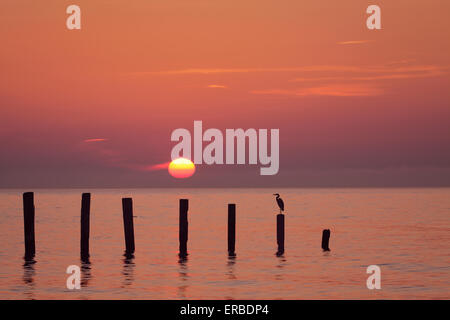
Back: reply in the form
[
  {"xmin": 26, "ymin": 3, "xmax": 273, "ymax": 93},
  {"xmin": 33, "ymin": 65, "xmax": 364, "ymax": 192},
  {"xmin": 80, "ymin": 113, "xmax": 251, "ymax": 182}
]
[
  {"xmin": 122, "ymin": 198, "xmax": 135, "ymax": 255},
  {"xmin": 228, "ymin": 204, "xmax": 236, "ymax": 256},
  {"xmin": 23, "ymin": 192, "xmax": 35, "ymax": 259},
  {"xmin": 322, "ymin": 229, "xmax": 330, "ymax": 251},
  {"xmin": 80, "ymin": 193, "xmax": 91, "ymax": 260},
  {"xmin": 179, "ymin": 199, "xmax": 189, "ymax": 257},
  {"xmin": 276, "ymin": 213, "xmax": 285, "ymax": 256}
]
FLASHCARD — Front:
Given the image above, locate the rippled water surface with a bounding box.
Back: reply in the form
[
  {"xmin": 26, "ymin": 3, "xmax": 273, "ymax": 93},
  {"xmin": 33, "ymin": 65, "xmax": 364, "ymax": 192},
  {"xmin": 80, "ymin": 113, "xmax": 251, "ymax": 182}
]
[{"xmin": 0, "ymin": 188, "xmax": 449, "ymax": 299}]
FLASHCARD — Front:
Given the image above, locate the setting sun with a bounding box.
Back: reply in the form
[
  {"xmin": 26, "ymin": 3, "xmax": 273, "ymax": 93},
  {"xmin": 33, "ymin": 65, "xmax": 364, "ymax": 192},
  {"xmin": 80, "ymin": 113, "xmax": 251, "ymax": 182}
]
[{"xmin": 168, "ymin": 158, "xmax": 195, "ymax": 178}]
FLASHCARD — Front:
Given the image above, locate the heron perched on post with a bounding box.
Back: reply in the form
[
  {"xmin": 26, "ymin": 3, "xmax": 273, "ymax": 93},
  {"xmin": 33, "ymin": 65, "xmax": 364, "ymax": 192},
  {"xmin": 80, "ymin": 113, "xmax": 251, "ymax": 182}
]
[{"xmin": 273, "ymin": 193, "xmax": 285, "ymax": 214}]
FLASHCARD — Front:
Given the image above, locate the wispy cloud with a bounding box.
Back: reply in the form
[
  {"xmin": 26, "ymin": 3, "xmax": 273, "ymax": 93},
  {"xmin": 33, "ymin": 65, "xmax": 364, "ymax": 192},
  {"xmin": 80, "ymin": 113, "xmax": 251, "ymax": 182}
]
[
  {"xmin": 249, "ymin": 62, "xmax": 446, "ymax": 97},
  {"xmin": 207, "ymin": 84, "xmax": 227, "ymax": 88},
  {"xmin": 79, "ymin": 138, "xmax": 170, "ymax": 173},
  {"xmin": 129, "ymin": 66, "xmax": 366, "ymax": 76},
  {"xmin": 131, "ymin": 63, "xmax": 446, "ymax": 78},
  {"xmin": 143, "ymin": 162, "xmax": 171, "ymax": 171},
  {"xmin": 386, "ymin": 59, "xmax": 417, "ymax": 66},
  {"xmin": 251, "ymin": 84, "xmax": 383, "ymax": 97},
  {"xmin": 290, "ymin": 64, "xmax": 446, "ymax": 83},
  {"xmin": 83, "ymin": 138, "xmax": 108, "ymax": 143},
  {"xmin": 338, "ymin": 40, "xmax": 373, "ymax": 45},
  {"xmin": 126, "ymin": 61, "xmax": 447, "ymax": 98}
]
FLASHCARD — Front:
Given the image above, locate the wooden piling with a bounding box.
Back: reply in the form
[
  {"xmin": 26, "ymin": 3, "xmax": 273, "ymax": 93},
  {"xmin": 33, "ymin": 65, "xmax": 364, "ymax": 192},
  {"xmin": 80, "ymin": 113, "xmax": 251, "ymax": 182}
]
[
  {"xmin": 276, "ymin": 213, "xmax": 285, "ymax": 256},
  {"xmin": 80, "ymin": 193, "xmax": 91, "ymax": 260},
  {"xmin": 122, "ymin": 198, "xmax": 135, "ymax": 255},
  {"xmin": 322, "ymin": 229, "xmax": 330, "ymax": 251},
  {"xmin": 228, "ymin": 204, "xmax": 236, "ymax": 256},
  {"xmin": 179, "ymin": 199, "xmax": 189, "ymax": 257},
  {"xmin": 23, "ymin": 192, "xmax": 35, "ymax": 259}
]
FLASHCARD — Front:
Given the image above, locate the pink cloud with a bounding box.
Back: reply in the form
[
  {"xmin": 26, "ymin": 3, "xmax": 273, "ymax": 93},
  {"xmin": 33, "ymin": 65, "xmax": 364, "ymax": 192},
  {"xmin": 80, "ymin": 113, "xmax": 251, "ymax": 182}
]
[
  {"xmin": 251, "ymin": 84, "xmax": 383, "ymax": 97},
  {"xmin": 83, "ymin": 138, "xmax": 108, "ymax": 143},
  {"xmin": 142, "ymin": 162, "xmax": 171, "ymax": 171},
  {"xmin": 338, "ymin": 40, "xmax": 373, "ymax": 45}
]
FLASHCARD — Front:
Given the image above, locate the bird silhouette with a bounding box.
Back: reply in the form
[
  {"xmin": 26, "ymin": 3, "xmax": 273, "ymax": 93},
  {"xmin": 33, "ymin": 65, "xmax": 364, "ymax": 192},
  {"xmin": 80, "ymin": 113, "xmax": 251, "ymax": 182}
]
[{"xmin": 273, "ymin": 193, "xmax": 284, "ymax": 214}]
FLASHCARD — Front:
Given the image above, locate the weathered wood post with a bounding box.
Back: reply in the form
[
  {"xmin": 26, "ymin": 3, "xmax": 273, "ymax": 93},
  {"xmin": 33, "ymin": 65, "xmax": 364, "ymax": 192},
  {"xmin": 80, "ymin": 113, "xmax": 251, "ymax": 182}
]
[
  {"xmin": 80, "ymin": 193, "xmax": 91, "ymax": 261},
  {"xmin": 179, "ymin": 199, "xmax": 189, "ymax": 257},
  {"xmin": 23, "ymin": 192, "xmax": 35, "ymax": 259},
  {"xmin": 322, "ymin": 229, "xmax": 330, "ymax": 251},
  {"xmin": 276, "ymin": 213, "xmax": 285, "ymax": 256},
  {"xmin": 228, "ymin": 204, "xmax": 236, "ymax": 256},
  {"xmin": 122, "ymin": 198, "xmax": 135, "ymax": 256}
]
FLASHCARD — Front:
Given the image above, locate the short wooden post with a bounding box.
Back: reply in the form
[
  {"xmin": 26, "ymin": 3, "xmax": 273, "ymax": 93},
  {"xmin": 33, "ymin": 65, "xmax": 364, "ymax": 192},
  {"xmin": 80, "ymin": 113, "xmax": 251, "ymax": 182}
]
[
  {"xmin": 23, "ymin": 192, "xmax": 35, "ymax": 259},
  {"xmin": 179, "ymin": 199, "xmax": 189, "ymax": 257},
  {"xmin": 80, "ymin": 193, "xmax": 91, "ymax": 260},
  {"xmin": 276, "ymin": 213, "xmax": 285, "ymax": 256},
  {"xmin": 122, "ymin": 198, "xmax": 135, "ymax": 255},
  {"xmin": 228, "ymin": 204, "xmax": 236, "ymax": 256},
  {"xmin": 322, "ymin": 229, "xmax": 330, "ymax": 251}
]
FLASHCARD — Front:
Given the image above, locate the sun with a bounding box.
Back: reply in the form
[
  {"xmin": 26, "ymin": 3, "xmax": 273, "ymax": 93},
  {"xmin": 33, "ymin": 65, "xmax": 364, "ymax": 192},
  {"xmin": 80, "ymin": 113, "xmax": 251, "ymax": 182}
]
[{"xmin": 168, "ymin": 158, "xmax": 195, "ymax": 178}]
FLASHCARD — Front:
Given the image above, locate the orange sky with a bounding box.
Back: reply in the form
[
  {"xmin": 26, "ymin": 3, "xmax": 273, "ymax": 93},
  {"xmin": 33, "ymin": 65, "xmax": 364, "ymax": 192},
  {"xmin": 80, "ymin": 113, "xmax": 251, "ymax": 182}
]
[{"xmin": 1, "ymin": 0, "xmax": 450, "ymax": 187}]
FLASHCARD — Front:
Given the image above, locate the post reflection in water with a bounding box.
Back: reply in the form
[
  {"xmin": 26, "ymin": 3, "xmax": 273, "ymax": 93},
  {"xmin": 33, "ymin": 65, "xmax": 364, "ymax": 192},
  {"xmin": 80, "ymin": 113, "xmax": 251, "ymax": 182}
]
[
  {"xmin": 224, "ymin": 255, "xmax": 238, "ymax": 299},
  {"xmin": 122, "ymin": 255, "xmax": 135, "ymax": 287},
  {"xmin": 80, "ymin": 259, "xmax": 92, "ymax": 288},
  {"xmin": 177, "ymin": 255, "xmax": 189, "ymax": 298},
  {"xmin": 226, "ymin": 255, "xmax": 237, "ymax": 280},
  {"xmin": 323, "ymin": 251, "xmax": 331, "ymax": 257},
  {"xmin": 275, "ymin": 255, "xmax": 287, "ymax": 281},
  {"xmin": 22, "ymin": 258, "xmax": 36, "ymax": 299}
]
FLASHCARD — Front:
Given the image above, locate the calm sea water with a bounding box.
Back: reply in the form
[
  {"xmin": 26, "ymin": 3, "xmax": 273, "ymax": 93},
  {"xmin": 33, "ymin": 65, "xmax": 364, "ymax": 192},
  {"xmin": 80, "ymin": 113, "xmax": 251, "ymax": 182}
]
[{"xmin": 0, "ymin": 188, "xmax": 448, "ymax": 299}]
